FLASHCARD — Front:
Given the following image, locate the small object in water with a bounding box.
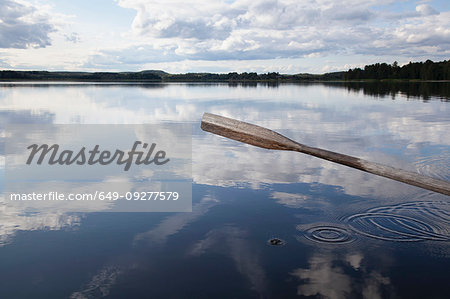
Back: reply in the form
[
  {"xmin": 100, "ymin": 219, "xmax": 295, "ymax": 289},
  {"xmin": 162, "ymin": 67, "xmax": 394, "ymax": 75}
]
[{"xmin": 268, "ymin": 238, "xmax": 285, "ymax": 246}]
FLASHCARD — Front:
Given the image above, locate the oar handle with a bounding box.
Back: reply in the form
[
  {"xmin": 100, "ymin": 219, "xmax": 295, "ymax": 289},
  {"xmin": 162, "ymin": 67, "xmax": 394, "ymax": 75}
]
[{"xmin": 201, "ymin": 113, "xmax": 450, "ymax": 196}]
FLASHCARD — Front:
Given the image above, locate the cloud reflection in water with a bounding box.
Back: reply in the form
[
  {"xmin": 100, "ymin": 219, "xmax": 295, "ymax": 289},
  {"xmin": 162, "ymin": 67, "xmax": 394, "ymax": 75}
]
[
  {"xmin": 291, "ymin": 251, "xmax": 393, "ymax": 299},
  {"xmin": 1, "ymin": 83, "xmax": 448, "ymax": 242},
  {"xmin": 0, "ymin": 83, "xmax": 448, "ymax": 297}
]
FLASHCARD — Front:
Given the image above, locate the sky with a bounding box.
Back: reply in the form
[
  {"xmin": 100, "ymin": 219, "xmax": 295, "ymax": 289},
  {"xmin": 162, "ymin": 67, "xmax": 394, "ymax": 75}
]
[{"xmin": 0, "ymin": 0, "xmax": 449, "ymax": 74}]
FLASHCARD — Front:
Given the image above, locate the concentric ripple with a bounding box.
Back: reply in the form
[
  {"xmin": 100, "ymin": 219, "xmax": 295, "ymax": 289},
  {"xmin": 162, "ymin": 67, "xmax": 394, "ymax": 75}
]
[
  {"xmin": 297, "ymin": 201, "xmax": 449, "ymax": 244},
  {"xmin": 344, "ymin": 201, "xmax": 450, "ymax": 242},
  {"xmin": 414, "ymin": 152, "xmax": 450, "ymax": 181},
  {"xmin": 298, "ymin": 225, "xmax": 355, "ymax": 244}
]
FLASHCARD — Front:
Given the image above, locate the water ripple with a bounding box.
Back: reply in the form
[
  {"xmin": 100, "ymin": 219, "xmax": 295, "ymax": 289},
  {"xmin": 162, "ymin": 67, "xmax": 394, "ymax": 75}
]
[
  {"xmin": 298, "ymin": 224, "xmax": 356, "ymax": 244},
  {"xmin": 297, "ymin": 201, "xmax": 449, "ymax": 244},
  {"xmin": 344, "ymin": 201, "xmax": 450, "ymax": 242},
  {"xmin": 414, "ymin": 152, "xmax": 450, "ymax": 181}
]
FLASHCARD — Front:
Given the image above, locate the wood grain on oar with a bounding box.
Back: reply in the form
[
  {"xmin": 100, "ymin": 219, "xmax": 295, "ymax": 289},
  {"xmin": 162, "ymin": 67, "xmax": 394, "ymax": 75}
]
[{"xmin": 201, "ymin": 112, "xmax": 450, "ymax": 196}]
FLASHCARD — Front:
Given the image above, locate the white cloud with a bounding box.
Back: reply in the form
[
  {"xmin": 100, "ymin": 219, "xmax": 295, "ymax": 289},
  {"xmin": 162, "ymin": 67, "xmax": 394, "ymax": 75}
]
[
  {"xmin": 65, "ymin": 32, "xmax": 80, "ymax": 43},
  {"xmin": 416, "ymin": 4, "xmax": 439, "ymax": 16},
  {"xmin": 0, "ymin": 0, "xmax": 448, "ymax": 72},
  {"xmin": 84, "ymin": 0, "xmax": 448, "ymax": 68},
  {"xmin": 0, "ymin": 0, "xmax": 56, "ymax": 48}
]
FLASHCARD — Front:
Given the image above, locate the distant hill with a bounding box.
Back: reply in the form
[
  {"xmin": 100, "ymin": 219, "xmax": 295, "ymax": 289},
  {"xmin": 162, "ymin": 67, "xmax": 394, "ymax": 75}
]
[{"xmin": 140, "ymin": 70, "xmax": 169, "ymax": 77}]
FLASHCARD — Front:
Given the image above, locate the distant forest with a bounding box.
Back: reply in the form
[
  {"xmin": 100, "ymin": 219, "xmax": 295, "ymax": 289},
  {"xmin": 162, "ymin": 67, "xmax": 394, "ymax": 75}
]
[
  {"xmin": 344, "ymin": 60, "xmax": 450, "ymax": 80},
  {"xmin": 0, "ymin": 59, "xmax": 449, "ymax": 82}
]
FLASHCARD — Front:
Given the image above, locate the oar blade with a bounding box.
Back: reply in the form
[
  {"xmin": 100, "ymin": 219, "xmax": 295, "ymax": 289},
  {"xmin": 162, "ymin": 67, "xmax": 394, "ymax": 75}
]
[{"xmin": 201, "ymin": 112, "xmax": 299, "ymax": 151}]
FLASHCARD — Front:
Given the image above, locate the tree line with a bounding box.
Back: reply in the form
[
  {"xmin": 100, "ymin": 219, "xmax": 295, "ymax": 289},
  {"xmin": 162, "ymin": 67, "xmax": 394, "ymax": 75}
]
[
  {"xmin": 0, "ymin": 70, "xmax": 162, "ymax": 81},
  {"xmin": 344, "ymin": 60, "xmax": 450, "ymax": 80},
  {"xmin": 1, "ymin": 59, "xmax": 449, "ymax": 82},
  {"xmin": 0, "ymin": 70, "xmax": 345, "ymax": 82}
]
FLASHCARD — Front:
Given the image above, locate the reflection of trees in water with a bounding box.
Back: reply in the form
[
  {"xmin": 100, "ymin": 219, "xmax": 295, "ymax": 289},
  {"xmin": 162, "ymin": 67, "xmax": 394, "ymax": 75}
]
[
  {"xmin": 225, "ymin": 81, "xmax": 450, "ymax": 100},
  {"xmin": 327, "ymin": 82, "xmax": 450, "ymax": 101}
]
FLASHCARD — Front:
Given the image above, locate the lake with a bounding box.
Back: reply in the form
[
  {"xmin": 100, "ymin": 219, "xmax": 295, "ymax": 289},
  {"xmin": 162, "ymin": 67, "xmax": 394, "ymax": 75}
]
[{"xmin": 0, "ymin": 82, "xmax": 449, "ymax": 298}]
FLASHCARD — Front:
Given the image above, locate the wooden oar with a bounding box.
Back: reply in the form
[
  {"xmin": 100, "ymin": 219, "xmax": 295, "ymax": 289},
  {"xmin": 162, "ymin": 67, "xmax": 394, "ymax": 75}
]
[{"xmin": 201, "ymin": 112, "xmax": 450, "ymax": 196}]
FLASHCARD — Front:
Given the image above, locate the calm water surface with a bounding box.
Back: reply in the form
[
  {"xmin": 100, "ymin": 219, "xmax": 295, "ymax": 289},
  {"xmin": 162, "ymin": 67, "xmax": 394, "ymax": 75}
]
[{"xmin": 0, "ymin": 82, "xmax": 449, "ymax": 298}]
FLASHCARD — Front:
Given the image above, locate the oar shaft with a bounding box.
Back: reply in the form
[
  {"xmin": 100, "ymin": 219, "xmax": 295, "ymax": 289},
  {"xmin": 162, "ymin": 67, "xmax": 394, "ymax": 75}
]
[{"xmin": 201, "ymin": 113, "xmax": 450, "ymax": 196}]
